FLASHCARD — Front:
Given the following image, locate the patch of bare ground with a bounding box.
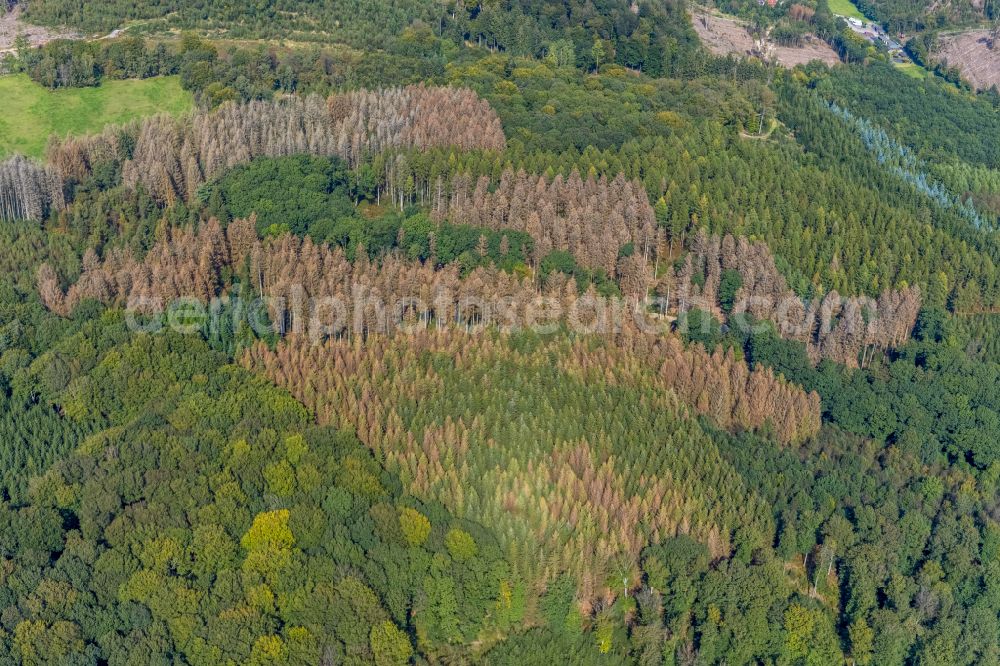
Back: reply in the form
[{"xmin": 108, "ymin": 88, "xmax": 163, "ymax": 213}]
[
  {"xmin": 691, "ymin": 9, "xmax": 841, "ymax": 68},
  {"xmin": 691, "ymin": 10, "xmax": 756, "ymax": 56},
  {"xmin": 0, "ymin": 4, "xmax": 78, "ymax": 56},
  {"xmin": 935, "ymin": 30, "xmax": 1000, "ymax": 91},
  {"xmin": 773, "ymin": 37, "xmax": 842, "ymax": 67}
]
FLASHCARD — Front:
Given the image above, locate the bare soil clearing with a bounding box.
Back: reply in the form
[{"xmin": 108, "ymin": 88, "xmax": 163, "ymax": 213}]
[
  {"xmin": 691, "ymin": 10, "xmax": 841, "ymax": 68},
  {"xmin": 773, "ymin": 39, "xmax": 842, "ymax": 67},
  {"xmin": 935, "ymin": 30, "xmax": 1000, "ymax": 91},
  {"xmin": 0, "ymin": 4, "xmax": 78, "ymax": 56}
]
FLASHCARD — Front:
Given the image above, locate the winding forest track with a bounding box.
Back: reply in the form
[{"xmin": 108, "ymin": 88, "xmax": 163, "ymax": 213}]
[{"xmin": 740, "ymin": 117, "xmax": 779, "ymax": 140}]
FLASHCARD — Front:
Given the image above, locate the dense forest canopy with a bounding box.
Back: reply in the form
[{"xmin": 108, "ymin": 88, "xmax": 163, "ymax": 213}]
[
  {"xmin": 855, "ymin": 0, "xmax": 994, "ymax": 33},
  {"xmin": 812, "ymin": 62, "xmax": 1000, "ymax": 170},
  {"xmin": 2, "ymin": 0, "xmax": 1000, "ymax": 663},
  {"xmin": 19, "ymin": 0, "xmax": 700, "ymax": 74},
  {"xmin": 22, "ymin": 0, "xmax": 447, "ymax": 43}
]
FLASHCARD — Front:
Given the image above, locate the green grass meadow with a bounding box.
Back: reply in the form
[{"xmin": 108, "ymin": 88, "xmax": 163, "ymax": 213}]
[
  {"xmin": 894, "ymin": 62, "xmax": 931, "ymax": 80},
  {"xmin": 827, "ymin": 0, "xmax": 866, "ymax": 20},
  {"xmin": 0, "ymin": 74, "xmax": 193, "ymax": 158}
]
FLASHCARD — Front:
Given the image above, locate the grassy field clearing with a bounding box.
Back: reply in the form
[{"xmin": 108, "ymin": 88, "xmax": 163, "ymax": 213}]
[
  {"xmin": 0, "ymin": 74, "xmax": 192, "ymax": 158},
  {"xmin": 827, "ymin": 0, "xmax": 866, "ymax": 20},
  {"xmin": 894, "ymin": 62, "xmax": 931, "ymax": 80}
]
